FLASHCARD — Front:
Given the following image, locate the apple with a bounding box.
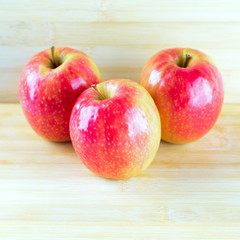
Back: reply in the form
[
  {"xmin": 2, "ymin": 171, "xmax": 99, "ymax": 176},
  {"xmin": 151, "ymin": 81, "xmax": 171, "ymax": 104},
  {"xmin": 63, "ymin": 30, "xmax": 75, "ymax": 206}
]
[
  {"xmin": 19, "ymin": 46, "xmax": 101, "ymax": 141},
  {"xmin": 70, "ymin": 79, "xmax": 161, "ymax": 179},
  {"xmin": 140, "ymin": 48, "xmax": 224, "ymax": 144}
]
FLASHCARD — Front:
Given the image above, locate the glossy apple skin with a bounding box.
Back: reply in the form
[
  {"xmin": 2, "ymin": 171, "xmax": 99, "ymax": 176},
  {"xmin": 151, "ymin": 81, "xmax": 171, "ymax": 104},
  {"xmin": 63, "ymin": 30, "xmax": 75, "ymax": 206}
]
[
  {"xmin": 70, "ymin": 79, "xmax": 161, "ymax": 179},
  {"xmin": 140, "ymin": 48, "xmax": 224, "ymax": 144},
  {"xmin": 19, "ymin": 47, "xmax": 101, "ymax": 142}
]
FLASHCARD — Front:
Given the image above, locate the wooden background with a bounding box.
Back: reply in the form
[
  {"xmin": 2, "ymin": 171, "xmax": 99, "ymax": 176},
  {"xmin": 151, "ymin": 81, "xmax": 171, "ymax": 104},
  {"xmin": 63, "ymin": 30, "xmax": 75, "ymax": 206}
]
[
  {"xmin": 1, "ymin": 1, "xmax": 240, "ymax": 239},
  {"xmin": 0, "ymin": 0, "xmax": 240, "ymax": 103}
]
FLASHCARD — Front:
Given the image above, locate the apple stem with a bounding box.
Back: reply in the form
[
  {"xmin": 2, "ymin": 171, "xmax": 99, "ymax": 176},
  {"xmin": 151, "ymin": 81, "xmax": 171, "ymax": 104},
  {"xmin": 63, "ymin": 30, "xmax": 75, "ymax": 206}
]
[
  {"xmin": 92, "ymin": 85, "xmax": 104, "ymax": 100},
  {"xmin": 51, "ymin": 46, "xmax": 57, "ymax": 68},
  {"xmin": 183, "ymin": 54, "xmax": 191, "ymax": 68}
]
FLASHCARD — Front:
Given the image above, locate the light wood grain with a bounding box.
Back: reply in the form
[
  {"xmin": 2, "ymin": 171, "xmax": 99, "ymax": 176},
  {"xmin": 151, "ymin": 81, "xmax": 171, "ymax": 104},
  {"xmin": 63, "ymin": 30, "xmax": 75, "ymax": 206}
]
[
  {"xmin": 1, "ymin": 1, "xmax": 240, "ymax": 237},
  {"xmin": 1, "ymin": 0, "xmax": 240, "ymax": 23},
  {"xmin": 0, "ymin": 0, "xmax": 240, "ymax": 103},
  {"xmin": 0, "ymin": 103, "xmax": 240, "ymax": 239}
]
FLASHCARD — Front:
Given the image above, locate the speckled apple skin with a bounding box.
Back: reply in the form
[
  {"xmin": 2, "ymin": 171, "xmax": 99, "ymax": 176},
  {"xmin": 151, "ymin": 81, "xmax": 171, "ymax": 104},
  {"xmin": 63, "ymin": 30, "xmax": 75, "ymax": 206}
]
[
  {"xmin": 70, "ymin": 79, "xmax": 161, "ymax": 179},
  {"xmin": 140, "ymin": 48, "xmax": 224, "ymax": 144},
  {"xmin": 19, "ymin": 47, "xmax": 101, "ymax": 142}
]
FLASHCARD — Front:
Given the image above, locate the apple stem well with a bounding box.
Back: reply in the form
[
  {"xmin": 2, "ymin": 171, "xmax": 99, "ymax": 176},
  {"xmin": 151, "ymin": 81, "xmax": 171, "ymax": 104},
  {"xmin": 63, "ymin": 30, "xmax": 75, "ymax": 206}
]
[
  {"xmin": 51, "ymin": 46, "xmax": 57, "ymax": 68},
  {"xmin": 92, "ymin": 85, "xmax": 105, "ymax": 100},
  {"xmin": 183, "ymin": 54, "xmax": 191, "ymax": 68}
]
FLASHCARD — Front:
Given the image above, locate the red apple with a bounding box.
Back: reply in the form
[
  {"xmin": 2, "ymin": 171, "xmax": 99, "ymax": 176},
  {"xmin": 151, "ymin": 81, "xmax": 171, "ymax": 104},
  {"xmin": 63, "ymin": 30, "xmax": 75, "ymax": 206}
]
[
  {"xmin": 70, "ymin": 79, "xmax": 161, "ymax": 179},
  {"xmin": 140, "ymin": 48, "xmax": 224, "ymax": 144},
  {"xmin": 19, "ymin": 47, "xmax": 101, "ymax": 142}
]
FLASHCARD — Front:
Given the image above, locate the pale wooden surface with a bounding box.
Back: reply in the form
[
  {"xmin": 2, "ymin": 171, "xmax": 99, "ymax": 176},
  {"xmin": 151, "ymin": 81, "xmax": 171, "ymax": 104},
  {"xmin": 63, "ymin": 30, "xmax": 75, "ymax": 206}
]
[
  {"xmin": 1, "ymin": 1, "xmax": 240, "ymax": 239},
  {"xmin": 0, "ymin": 103, "xmax": 240, "ymax": 239},
  {"xmin": 0, "ymin": 0, "xmax": 240, "ymax": 103}
]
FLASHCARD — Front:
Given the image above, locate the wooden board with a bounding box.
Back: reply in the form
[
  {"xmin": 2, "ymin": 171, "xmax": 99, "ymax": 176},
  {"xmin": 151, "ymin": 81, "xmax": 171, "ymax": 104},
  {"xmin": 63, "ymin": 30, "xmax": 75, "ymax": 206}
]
[
  {"xmin": 0, "ymin": 103, "xmax": 240, "ymax": 239},
  {"xmin": 1, "ymin": 0, "xmax": 240, "ymax": 238},
  {"xmin": 0, "ymin": 0, "xmax": 240, "ymax": 103}
]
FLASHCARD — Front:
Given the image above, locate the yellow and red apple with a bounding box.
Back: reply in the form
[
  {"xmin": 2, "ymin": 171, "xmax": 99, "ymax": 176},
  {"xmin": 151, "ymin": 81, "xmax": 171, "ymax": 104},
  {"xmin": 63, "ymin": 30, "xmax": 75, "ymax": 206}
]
[
  {"xmin": 70, "ymin": 79, "xmax": 161, "ymax": 179},
  {"xmin": 140, "ymin": 48, "xmax": 224, "ymax": 144},
  {"xmin": 19, "ymin": 47, "xmax": 101, "ymax": 142}
]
